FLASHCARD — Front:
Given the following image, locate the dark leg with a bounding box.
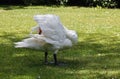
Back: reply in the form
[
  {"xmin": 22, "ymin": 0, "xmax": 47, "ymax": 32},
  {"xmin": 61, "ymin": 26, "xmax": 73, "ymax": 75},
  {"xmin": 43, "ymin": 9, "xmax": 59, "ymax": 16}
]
[
  {"xmin": 45, "ymin": 52, "xmax": 48, "ymax": 64},
  {"xmin": 53, "ymin": 54, "xmax": 58, "ymax": 65}
]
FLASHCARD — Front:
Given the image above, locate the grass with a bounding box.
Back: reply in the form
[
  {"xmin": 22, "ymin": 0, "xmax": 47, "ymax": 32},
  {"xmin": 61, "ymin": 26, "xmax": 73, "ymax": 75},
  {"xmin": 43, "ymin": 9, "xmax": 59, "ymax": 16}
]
[{"xmin": 0, "ymin": 5, "xmax": 120, "ymax": 79}]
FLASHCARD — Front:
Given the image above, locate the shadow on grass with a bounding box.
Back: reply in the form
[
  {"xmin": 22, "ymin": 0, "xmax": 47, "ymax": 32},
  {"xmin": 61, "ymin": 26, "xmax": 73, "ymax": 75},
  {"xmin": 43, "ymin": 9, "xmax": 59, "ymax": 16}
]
[
  {"xmin": 0, "ymin": 5, "xmax": 26, "ymax": 10},
  {"xmin": 0, "ymin": 32, "xmax": 120, "ymax": 79},
  {"xmin": 0, "ymin": 5, "xmax": 60, "ymax": 10}
]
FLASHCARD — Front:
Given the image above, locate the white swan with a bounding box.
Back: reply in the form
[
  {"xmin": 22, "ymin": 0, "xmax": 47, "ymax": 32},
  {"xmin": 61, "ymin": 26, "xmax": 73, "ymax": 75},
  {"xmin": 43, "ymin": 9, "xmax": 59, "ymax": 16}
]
[{"xmin": 15, "ymin": 14, "xmax": 78, "ymax": 65}]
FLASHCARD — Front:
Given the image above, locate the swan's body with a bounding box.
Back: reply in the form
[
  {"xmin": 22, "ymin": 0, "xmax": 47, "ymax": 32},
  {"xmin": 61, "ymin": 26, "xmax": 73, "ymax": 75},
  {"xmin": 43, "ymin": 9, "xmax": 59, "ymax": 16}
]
[{"xmin": 15, "ymin": 14, "xmax": 78, "ymax": 65}]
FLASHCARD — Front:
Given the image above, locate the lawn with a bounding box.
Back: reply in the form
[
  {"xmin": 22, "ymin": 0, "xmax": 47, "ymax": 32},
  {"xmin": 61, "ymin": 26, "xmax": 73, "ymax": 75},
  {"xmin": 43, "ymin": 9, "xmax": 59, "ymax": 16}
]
[{"xmin": 0, "ymin": 5, "xmax": 120, "ymax": 79}]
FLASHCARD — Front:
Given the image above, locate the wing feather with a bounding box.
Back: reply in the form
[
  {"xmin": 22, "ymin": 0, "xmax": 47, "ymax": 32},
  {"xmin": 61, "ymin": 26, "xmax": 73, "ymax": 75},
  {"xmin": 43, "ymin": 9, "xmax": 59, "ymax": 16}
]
[{"xmin": 33, "ymin": 14, "xmax": 66, "ymax": 41}]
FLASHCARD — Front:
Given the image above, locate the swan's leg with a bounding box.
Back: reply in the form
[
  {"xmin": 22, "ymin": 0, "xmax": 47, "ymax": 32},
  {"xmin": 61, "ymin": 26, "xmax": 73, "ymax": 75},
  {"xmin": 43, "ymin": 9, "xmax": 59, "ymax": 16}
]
[
  {"xmin": 53, "ymin": 54, "xmax": 57, "ymax": 65},
  {"xmin": 53, "ymin": 50, "xmax": 58, "ymax": 65},
  {"xmin": 45, "ymin": 52, "xmax": 48, "ymax": 64}
]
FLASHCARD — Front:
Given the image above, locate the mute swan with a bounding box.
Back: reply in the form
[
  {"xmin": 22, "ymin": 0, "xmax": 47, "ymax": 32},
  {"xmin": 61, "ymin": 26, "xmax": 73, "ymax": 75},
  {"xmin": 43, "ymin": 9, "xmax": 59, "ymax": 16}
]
[{"xmin": 15, "ymin": 14, "xmax": 78, "ymax": 65}]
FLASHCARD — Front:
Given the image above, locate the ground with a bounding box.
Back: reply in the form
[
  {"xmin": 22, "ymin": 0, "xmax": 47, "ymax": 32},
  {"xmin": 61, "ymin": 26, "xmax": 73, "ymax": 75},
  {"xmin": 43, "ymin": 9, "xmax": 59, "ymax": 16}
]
[{"xmin": 0, "ymin": 5, "xmax": 120, "ymax": 79}]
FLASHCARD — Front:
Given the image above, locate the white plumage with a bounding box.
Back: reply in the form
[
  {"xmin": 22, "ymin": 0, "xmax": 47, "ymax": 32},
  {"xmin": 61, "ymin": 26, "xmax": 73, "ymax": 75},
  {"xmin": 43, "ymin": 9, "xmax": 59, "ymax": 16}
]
[{"xmin": 15, "ymin": 14, "xmax": 78, "ymax": 65}]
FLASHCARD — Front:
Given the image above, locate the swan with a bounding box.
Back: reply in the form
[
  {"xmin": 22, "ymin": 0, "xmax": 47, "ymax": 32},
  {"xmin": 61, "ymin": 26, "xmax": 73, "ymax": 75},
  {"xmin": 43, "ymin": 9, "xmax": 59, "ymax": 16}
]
[{"xmin": 15, "ymin": 14, "xmax": 78, "ymax": 65}]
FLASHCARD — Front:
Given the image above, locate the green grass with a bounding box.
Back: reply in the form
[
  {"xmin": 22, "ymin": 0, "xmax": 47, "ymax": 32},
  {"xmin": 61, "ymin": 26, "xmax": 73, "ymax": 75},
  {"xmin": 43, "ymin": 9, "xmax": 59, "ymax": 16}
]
[{"xmin": 0, "ymin": 5, "xmax": 120, "ymax": 79}]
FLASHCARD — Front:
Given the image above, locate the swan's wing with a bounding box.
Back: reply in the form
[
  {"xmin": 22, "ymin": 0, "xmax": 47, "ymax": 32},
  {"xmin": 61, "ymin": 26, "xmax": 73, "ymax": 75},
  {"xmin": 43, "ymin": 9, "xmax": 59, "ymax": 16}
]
[
  {"xmin": 15, "ymin": 36, "xmax": 46, "ymax": 49},
  {"xmin": 33, "ymin": 14, "xmax": 66, "ymax": 41}
]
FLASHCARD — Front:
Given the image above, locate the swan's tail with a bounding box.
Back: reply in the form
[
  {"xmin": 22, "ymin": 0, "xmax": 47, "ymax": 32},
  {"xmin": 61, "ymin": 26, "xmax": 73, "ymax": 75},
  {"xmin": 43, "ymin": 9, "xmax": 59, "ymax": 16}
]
[{"xmin": 65, "ymin": 29, "xmax": 78, "ymax": 44}]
